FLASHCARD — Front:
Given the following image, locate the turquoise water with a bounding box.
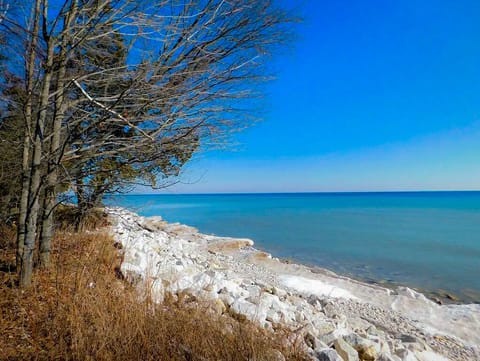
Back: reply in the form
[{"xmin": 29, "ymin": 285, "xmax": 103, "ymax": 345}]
[{"xmin": 109, "ymin": 192, "xmax": 480, "ymax": 302}]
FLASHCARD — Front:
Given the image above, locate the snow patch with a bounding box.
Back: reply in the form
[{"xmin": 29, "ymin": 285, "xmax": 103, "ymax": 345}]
[{"xmin": 279, "ymin": 275, "xmax": 359, "ymax": 300}]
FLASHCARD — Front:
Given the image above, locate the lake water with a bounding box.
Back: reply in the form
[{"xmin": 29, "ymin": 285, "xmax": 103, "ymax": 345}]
[{"xmin": 108, "ymin": 192, "xmax": 480, "ymax": 303}]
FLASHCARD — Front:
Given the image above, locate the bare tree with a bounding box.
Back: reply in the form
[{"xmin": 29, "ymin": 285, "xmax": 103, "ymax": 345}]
[{"xmin": 0, "ymin": 0, "xmax": 295, "ymax": 286}]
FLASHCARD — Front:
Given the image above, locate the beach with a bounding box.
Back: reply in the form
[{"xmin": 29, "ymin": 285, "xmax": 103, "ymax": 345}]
[{"xmin": 108, "ymin": 207, "xmax": 480, "ymax": 361}]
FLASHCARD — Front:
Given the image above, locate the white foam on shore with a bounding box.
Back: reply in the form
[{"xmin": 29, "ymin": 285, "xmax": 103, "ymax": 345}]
[{"xmin": 279, "ymin": 275, "xmax": 359, "ymax": 300}]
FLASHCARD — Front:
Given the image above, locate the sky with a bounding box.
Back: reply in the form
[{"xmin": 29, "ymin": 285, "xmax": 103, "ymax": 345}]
[{"xmin": 156, "ymin": 0, "xmax": 480, "ymax": 194}]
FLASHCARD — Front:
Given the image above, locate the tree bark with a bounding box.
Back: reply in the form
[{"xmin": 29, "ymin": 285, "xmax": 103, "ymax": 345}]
[
  {"xmin": 20, "ymin": 0, "xmax": 55, "ymax": 287},
  {"xmin": 73, "ymin": 175, "xmax": 87, "ymax": 231},
  {"xmin": 39, "ymin": 0, "xmax": 78, "ymax": 268},
  {"xmin": 17, "ymin": 0, "xmax": 41, "ymax": 273}
]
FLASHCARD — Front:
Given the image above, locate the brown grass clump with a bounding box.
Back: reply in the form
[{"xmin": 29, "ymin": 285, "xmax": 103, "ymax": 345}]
[{"xmin": 0, "ymin": 225, "xmax": 307, "ymax": 361}]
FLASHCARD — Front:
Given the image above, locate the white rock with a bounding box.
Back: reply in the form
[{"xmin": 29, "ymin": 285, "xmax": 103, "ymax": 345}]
[
  {"xmin": 315, "ymin": 349, "xmax": 343, "ymax": 361},
  {"xmin": 395, "ymin": 348, "xmax": 418, "ymax": 361},
  {"xmin": 245, "ymin": 285, "xmax": 262, "ymax": 300},
  {"xmin": 333, "ymin": 338, "xmax": 359, "ymax": 361},
  {"xmin": 271, "ymin": 286, "xmax": 286, "ymax": 298},
  {"xmin": 217, "ymin": 279, "xmax": 250, "ymax": 299},
  {"xmin": 231, "ymin": 299, "xmax": 264, "ymax": 321},
  {"xmin": 377, "ymin": 353, "xmax": 402, "ymax": 361},
  {"xmin": 218, "ymin": 292, "xmax": 235, "ymax": 306},
  {"xmin": 266, "ymin": 309, "xmax": 282, "ymax": 324},
  {"xmin": 171, "ymin": 275, "xmax": 196, "ymax": 291},
  {"xmin": 191, "ymin": 273, "xmax": 212, "ymax": 289}
]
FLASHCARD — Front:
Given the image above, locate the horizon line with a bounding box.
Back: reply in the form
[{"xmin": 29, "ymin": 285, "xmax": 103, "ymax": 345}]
[{"xmin": 124, "ymin": 189, "xmax": 480, "ymax": 196}]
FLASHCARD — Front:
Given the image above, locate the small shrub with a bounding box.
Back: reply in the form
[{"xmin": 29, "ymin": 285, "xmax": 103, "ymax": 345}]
[{"xmin": 54, "ymin": 204, "xmax": 109, "ymax": 231}]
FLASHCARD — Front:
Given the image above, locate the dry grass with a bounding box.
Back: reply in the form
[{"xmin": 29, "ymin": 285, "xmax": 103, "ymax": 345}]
[
  {"xmin": 0, "ymin": 224, "xmax": 307, "ymax": 361},
  {"xmin": 54, "ymin": 205, "xmax": 110, "ymax": 231}
]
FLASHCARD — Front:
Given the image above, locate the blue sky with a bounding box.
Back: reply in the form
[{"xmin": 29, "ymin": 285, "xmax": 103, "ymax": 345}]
[{"xmin": 158, "ymin": 0, "xmax": 480, "ymax": 193}]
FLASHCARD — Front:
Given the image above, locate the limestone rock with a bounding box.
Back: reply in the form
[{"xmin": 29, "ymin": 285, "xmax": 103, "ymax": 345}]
[
  {"xmin": 357, "ymin": 345, "xmax": 377, "ymax": 361},
  {"xmin": 218, "ymin": 292, "xmax": 235, "ymax": 306},
  {"xmin": 272, "ymin": 286, "xmax": 287, "ymax": 298},
  {"xmin": 245, "ymin": 284, "xmax": 262, "ymax": 300},
  {"xmin": 365, "ymin": 332, "xmax": 389, "ymax": 352},
  {"xmin": 334, "ymin": 338, "xmax": 359, "ymax": 361},
  {"xmin": 266, "ymin": 309, "xmax": 282, "ymax": 324},
  {"xmin": 318, "ymin": 331, "xmax": 337, "ymax": 347},
  {"xmin": 230, "ymin": 299, "xmax": 267, "ymax": 322},
  {"xmin": 315, "ymin": 348, "xmax": 344, "ymax": 361},
  {"xmin": 398, "ymin": 334, "xmax": 417, "ymax": 343},
  {"xmin": 141, "ymin": 216, "xmax": 165, "ymax": 232},
  {"xmin": 207, "ymin": 238, "xmax": 254, "ymax": 254},
  {"xmin": 377, "ymin": 353, "xmax": 402, "ymax": 361},
  {"xmin": 304, "ymin": 331, "xmax": 317, "ymax": 350},
  {"xmin": 395, "ymin": 348, "xmax": 418, "ymax": 361},
  {"xmin": 343, "ymin": 333, "xmax": 378, "ymax": 360}
]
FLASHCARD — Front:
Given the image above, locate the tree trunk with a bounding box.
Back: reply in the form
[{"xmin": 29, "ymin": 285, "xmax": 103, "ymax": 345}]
[
  {"xmin": 74, "ymin": 177, "xmax": 88, "ymax": 231},
  {"xmin": 17, "ymin": 0, "xmax": 41, "ymax": 273},
  {"xmin": 20, "ymin": 3, "xmax": 54, "ymax": 286},
  {"xmin": 39, "ymin": 0, "xmax": 77, "ymax": 268},
  {"xmin": 39, "ymin": 190, "xmax": 54, "ymax": 267},
  {"xmin": 17, "ymin": 132, "xmax": 31, "ymax": 272}
]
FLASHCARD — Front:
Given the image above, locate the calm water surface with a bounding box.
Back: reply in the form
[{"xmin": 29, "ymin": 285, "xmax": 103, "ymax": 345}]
[{"xmin": 108, "ymin": 192, "xmax": 480, "ymax": 302}]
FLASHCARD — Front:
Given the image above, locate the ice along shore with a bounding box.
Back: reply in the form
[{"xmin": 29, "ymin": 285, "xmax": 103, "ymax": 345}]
[{"xmin": 108, "ymin": 207, "xmax": 480, "ymax": 361}]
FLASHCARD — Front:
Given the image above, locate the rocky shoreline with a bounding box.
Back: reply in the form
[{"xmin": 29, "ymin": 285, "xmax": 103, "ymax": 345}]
[{"xmin": 108, "ymin": 207, "xmax": 480, "ymax": 361}]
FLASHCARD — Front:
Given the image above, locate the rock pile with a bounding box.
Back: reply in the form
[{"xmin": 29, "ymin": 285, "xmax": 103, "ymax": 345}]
[{"xmin": 108, "ymin": 207, "xmax": 478, "ymax": 361}]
